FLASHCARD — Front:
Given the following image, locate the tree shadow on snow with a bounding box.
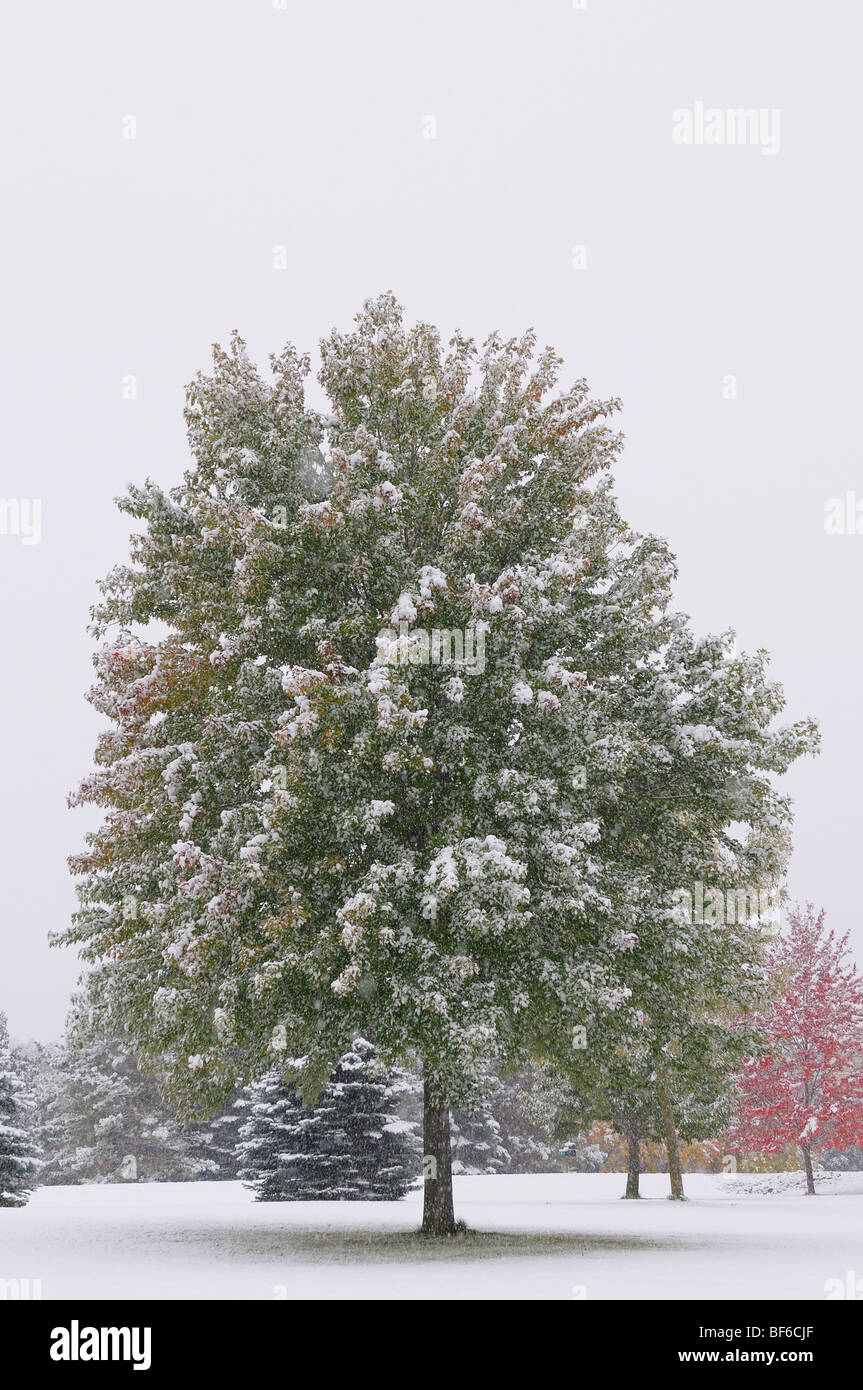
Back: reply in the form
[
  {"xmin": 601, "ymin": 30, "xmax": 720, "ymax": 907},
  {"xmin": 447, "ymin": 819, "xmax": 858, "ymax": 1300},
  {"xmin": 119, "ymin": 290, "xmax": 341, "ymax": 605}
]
[{"xmin": 186, "ymin": 1226, "xmax": 693, "ymax": 1264}]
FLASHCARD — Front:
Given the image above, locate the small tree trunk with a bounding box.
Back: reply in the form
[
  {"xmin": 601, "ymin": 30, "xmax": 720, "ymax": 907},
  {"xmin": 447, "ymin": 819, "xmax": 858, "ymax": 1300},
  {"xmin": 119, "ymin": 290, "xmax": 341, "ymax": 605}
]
[
  {"xmin": 624, "ymin": 1128, "xmax": 641, "ymax": 1199},
  {"xmin": 658, "ymin": 1084, "xmax": 685, "ymax": 1200},
  {"xmin": 421, "ymin": 1078, "xmax": 458, "ymax": 1235},
  {"xmin": 801, "ymin": 1143, "xmax": 816, "ymax": 1195}
]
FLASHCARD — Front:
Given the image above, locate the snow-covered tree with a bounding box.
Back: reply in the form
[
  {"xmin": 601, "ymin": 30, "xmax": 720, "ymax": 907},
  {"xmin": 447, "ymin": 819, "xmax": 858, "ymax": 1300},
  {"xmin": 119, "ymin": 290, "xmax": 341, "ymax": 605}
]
[
  {"xmin": 538, "ymin": 1053, "xmax": 664, "ymax": 1197},
  {"xmin": 450, "ymin": 1095, "xmax": 509, "ymax": 1175},
  {"xmin": 821, "ymin": 1145, "xmax": 863, "ymax": 1172},
  {"xmin": 234, "ymin": 1074, "xmax": 300, "ymax": 1199},
  {"xmin": 480, "ymin": 1067, "xmax": 559, "ymax": 1173},
  {"xmin": 37, "ymin": 1007, "xmax": 227, "ymax": 1184},
  {"xmin": 237, "ymin": 1037, "xmax": 418, "ymax": 1200},
  {"xmin": 391, "ymin": 1062, "xmax": 558, "ymax": 1174},
  {"xmin": 60, "ymin": 294, "xmax": 814, "ymax": 1232},
  {"xmin": 549, "ymin": 1027, "xmax": 755, "ymax": 1201},
  {"xmin": 187, "ymin": 1106, "xmax": 243, "ymax": 1180},
  {"xmin": 448, "ymin": 1066, "xmax": 558, "ymax": 1174},
  {"xmin": 539, "ymin": 618, "xmax": 817, "ymax": 1198},
  {"xmin": 0, "ymin": 1013, "xmax": 41, "ymax": 1207},
  {"xmin": 560, "ymin": 1133, "xmax": 608, "ymax": 1173},
  {"xmin": 726, "ymin": 904, "xmax": 863, "ymax": 1194}
]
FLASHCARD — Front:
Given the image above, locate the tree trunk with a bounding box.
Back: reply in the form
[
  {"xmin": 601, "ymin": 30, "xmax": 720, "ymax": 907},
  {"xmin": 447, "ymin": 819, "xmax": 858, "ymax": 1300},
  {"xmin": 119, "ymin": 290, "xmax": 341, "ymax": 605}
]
[
  {"xmin": 658, "ymin": 1083, "xmax": 685, "ymax": 1200},
  {"xmin": 624, "ymin": 1128, "xmax": 641, "ymax": 1199},
  {"xmin": 421, "ymin": 1078, "xmax": 458, "ymax": 1234},
  {"xmin": 801, "ymin": 1143, "xmax": 816, "ymax": 1195}
]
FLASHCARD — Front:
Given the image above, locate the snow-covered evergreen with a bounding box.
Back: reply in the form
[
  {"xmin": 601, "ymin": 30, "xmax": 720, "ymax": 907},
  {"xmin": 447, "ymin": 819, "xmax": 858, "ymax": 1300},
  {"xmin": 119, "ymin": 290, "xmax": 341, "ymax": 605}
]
[
  {"xmin": 821, "ymin": 1146, "xmax": 863, "ymax": 1172},
  {"xmin": 237, "ymin": 1038, "xmax": 418, "ymax": 1200},
  {"xmin": 449, "ymin": 1067, "xmax": 558, "ymax": 1174},
  {"xmin": 450, "ymin": 1099, "xmax": 509, "ymax": 1176},
  {"xmin": 35, "ymin": 1009, "xmax": 228, "ymax": 1184},
  {"xmin": 560, "ymin": 1135, "xmax": 607, "ymax": 1172},
  {"xmin": 0, "ymin": 1013, "xmax": 41, "ymax": 1207}
]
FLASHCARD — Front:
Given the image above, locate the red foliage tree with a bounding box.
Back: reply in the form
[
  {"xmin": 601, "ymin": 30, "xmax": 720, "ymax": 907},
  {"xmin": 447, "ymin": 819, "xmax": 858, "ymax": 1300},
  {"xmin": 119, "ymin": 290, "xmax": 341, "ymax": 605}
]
[{"xmin": 726, "ymin": 904, "xmax": 863, "ymax": 1193}]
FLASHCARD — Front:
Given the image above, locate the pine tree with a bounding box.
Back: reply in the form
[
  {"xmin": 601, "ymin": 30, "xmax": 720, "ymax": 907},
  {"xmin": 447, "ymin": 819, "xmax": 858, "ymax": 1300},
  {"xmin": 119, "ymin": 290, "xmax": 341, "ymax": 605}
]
[
  {"xmin": 36, "ymin": 1006, "xmax": 227, "ymax": 1184},
  {"xmin": 0, "ymin": 1013, "xmax": 41, "ymax": 1207},
  {"xmin": 726, "ymin": 904, "xmax": 863, "ymax": 1194},
  {"xmin": 237, "ymin": 1038, "xmax": 418, "ymax": 1200},
  {"xmin": 449, "ymin": 1067, "xmax": 558, "ymax": 1174},
  {"xmin": 60, "ymin": 294, "xmax": 815, "ymax": 1232},
  {"xmin": 489, "ymin": 1068, "xmax": 559, "ymax": 1173},
  {"xmin": 821, "ymin": 1145, "xmax": 863, "ymax": 1172},
  {"xmin": 184, "ymin": 1106, "xmax": 243, "ymax": 1180},
  {"xmin": 450, "ymin": 1093, "xmax": 509, "ymax": 1176},
  {"xmin": 235, "ymin": 1073, "xmax": 301, "ymax": 1200}
]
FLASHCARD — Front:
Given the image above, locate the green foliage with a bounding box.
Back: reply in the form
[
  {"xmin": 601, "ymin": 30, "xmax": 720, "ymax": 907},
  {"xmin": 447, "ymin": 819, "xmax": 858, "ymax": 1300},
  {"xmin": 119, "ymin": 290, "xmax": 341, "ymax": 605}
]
[{"xmin": 59, "ymin": 294, "xmax": 817, "ymax": 1147}]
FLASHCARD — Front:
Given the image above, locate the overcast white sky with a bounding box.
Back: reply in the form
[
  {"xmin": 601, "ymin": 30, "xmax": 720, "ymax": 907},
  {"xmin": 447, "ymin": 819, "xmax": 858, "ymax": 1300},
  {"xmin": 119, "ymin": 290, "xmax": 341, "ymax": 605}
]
[{"xmin": 1, "ymin": 0, "xmax": 860, "ymax": 1042}]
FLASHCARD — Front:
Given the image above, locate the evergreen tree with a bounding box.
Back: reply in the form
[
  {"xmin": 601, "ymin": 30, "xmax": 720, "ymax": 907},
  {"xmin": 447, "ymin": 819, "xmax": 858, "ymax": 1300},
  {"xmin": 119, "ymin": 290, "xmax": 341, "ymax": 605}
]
[
  {"xmin": 490, "ymin": 1064, "xmax": 560, "ymax": 1173},
  {"xmin": 237, "ymin": 1037, "xmax": 418, "ymax": 1200},
  {"xmin": 0, "ymin": 1013, "xmax": 41, "ymax": 1207},
  {"xmin": 449, "ymin": 1066, "xmax": 557, "ymax": 1174},
  {"xmin": 450, "ymin": 1094, "xmax": 509, "ymax": 1175},
  {"xmin": 185, "ymin": 1106, "xmax": 243, "ymax": 1180},
  {"xmin": 560, "ymin": 1133, "xmax": 608, "ymax": 1172},
  {"xmin": 37, "ymin": 1006, "xmax": 228, "ymax": 1184},
  {"xmin": 235, "ymin": 1073, "xmax": 301, "ymax": 1200},
  {"xmin": 821, "ymin": 1146, "xmax": 863, "ymax": 1172}
]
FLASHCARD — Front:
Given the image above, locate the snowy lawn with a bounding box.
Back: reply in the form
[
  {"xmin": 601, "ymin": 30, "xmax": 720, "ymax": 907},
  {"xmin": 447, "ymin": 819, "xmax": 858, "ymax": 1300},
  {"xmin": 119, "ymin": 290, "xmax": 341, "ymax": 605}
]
[{"xmin": 4, "ymin": 1172, "xmax": 863, "ymax": 1300}]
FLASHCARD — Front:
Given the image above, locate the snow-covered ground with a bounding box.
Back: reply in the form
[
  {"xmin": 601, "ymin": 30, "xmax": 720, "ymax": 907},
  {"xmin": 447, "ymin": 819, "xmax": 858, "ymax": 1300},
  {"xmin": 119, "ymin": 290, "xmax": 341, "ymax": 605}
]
[{"xmin": 4, "ymin": 1172, "xmax": 863, "ymax": 1301}]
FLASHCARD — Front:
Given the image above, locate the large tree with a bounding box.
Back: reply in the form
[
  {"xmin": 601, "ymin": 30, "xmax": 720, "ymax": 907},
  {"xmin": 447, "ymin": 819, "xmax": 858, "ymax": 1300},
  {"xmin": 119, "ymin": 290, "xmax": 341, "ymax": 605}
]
[{"xmin": 60, "ymin": 294, "xmax": 812, "ymax": 1232}]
